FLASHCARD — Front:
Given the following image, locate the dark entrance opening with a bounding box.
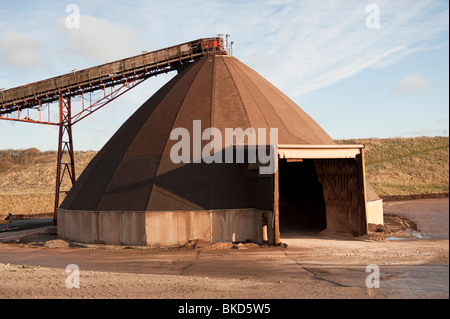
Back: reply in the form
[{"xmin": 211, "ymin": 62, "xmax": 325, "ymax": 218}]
[{"xmin": 278, "ymin": 159, "xmax": 327, "ymax": 235}]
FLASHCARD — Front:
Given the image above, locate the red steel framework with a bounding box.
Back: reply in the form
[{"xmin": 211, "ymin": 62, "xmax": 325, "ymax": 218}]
[
  {"xmin": 0, "ymin": 37, "xmax": 227, "ymax": 223},
  {"xmin": 54, "ymin": 95, "xmax": 75, "ymax": 218}
]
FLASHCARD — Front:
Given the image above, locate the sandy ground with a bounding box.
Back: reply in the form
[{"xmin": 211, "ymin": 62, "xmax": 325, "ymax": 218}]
[{"xmin": 0, "ymin": 198, "xmax": 448, "ymax": 300}]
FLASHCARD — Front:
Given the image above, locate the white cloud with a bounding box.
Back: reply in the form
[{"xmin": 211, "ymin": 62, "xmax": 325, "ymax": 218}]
[
  {"xmin": 0, "ymin": 31, "xmax": 44, "ymax": 69},
  {"xmin": 3, "ymin": 0, "xmax": 447, "ymax": 95},
  {"xmin": 57, "ymin": 15, "xmax": 144, "ymax": 64},
  {"xmin": 394, "ymin": 76, "xmax": 435, "ymax": 94},
  {"xmin": 229, "ymin": 0, "xmax": 448, "ymax": 97},
  {"xmin": 113, "ymin": 0, "xmax": 447, "ymax": 98},
  {"xmin": 0, "ymin": 0, "xmax": 448, "ymax": 150}
]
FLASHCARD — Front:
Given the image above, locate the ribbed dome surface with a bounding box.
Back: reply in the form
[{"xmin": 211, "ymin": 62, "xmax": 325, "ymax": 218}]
[{"xmin": 61, "ymin": 55, "xmax": 335, "ymax": 212}]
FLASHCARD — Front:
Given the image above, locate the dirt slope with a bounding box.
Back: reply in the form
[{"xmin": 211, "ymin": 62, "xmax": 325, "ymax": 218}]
[
  {"xmin": 337, "ymin": 136, "xmax": 449, "ymax": 196},
  {"xmin": 0, "ymin": 151, "xmax": 96, "ymax": 217},
  {"xmin": 0, "ymin": 136, "xmax": 448, "ymax": 217}
]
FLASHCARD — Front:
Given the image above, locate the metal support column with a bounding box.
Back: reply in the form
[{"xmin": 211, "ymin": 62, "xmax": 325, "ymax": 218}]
[
  {"xmin": 273, "ymin": 158, "xmax": 280, "ymax": 245},
  {"xmin": 53, "ymin": 95, "xmax": 76, "ymax": 223}
]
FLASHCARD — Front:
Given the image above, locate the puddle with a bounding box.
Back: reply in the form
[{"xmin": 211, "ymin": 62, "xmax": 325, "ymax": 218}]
[
  {"xmin": 386, "ymin": 237, "xmax": 405, "ymax": 240},
  {"xmin": 386, "ymin": 230, "xmax": 424, "ymax": 240}
]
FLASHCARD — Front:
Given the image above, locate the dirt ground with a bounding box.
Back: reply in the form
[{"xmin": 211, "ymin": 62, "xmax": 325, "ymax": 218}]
[{"xmin": 0, "ymin": 198, "xmax": 448, "ymax": 300}]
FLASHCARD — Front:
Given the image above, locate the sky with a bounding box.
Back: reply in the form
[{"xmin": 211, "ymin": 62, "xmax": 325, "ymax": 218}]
[{"xmin": 0, "ymin": 0, "xmax": 448, "ymax": 151}]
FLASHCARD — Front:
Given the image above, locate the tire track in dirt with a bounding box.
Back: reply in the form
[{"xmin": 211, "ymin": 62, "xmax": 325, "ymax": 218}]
[
  {"xmin": 279, "ymin": 249, "xmax": 351, "ymax": 287},
  {"xmin": 281, "ymin": 238, "xmax": 449, "ymax": 266}
]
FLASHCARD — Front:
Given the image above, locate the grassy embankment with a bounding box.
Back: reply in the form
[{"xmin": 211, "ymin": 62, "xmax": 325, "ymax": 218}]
[
  {"xmin": 337, "ymin": 136, "xmax": 449, "ymax": 196},
  {"xmin": 0, "ymin": 136, "xmax": 448, "ymax": 215}
]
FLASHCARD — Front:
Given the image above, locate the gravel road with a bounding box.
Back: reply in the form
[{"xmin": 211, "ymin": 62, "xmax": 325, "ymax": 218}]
[{"xmin": 0, "ymin": 199, "xmax": 448, "ymax": 299}]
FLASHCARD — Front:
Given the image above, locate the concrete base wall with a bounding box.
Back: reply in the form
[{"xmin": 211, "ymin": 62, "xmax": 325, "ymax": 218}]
[
  {"xmin": 211, "ymin": 210, "xmax": 270, "ymax": 244},
  {"xmin": 366, "ymin": 199, "xmax": 384, "ymax": 226},
  {"xmin": 58, "ymin": 208, "xmax": 272, "ymax": 247},
  {"xmin": 58, "ymin": 210, "xmax": 99, "ymax": 243},
  {"xmin": 145, "ymin": 211, "xmax": 211, "ymax": 246},
  {"xmin": 58, "ymin": 209, "xmax": 146, "ymax": 245}
]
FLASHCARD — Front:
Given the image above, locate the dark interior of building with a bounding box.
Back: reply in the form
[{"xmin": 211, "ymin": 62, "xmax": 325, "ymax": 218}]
[{"xmin": 278, "ymin": 159, "xmax": 327, "ymax": 234}]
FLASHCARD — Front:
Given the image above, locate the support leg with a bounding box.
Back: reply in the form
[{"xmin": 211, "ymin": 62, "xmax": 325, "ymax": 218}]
[{"xmin": 53, "ymin": 95, "xmax": 75, "ymax": 223}]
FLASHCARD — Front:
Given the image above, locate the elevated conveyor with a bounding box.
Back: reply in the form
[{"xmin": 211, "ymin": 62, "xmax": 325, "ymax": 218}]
[
  {"xmin": 0, "ymin": 37, "xmax": 225, "ymax": 118},
  {"xmin": 0, "ymin": 37, "xmax": 226, "ymax": 221}
]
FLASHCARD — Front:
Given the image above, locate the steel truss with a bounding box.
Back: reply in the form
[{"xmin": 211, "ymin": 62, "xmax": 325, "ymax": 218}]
[
  {"xmin": 54, "ymin": 95, "xmax": 75, "ymax": 222},
  {"xmin": 0, "ymin": 37, "xmax": 226, "ymax": 223}
]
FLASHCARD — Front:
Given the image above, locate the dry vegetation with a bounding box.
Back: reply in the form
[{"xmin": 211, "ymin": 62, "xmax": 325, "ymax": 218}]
[
  {"xmin": 337, "ymin": 136, "xmax": 449, "ymax": 196},
  {"xmin": 0, "ymin": 136, "xmax": 448, "ymax": 216},
  {"xmin": 0, "ymin": 150, "xmax": 96, "ymax": 217}
]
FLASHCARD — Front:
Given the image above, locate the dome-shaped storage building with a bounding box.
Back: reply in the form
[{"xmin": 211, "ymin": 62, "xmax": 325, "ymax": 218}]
[{"xmin": 57, "ymin": 54, "xmax": 383, "ymax": 246}]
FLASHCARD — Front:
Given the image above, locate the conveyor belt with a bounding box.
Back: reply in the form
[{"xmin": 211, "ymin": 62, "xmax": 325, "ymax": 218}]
[{"xmin": 0, "ymin": 37, "xmax": 225, "ymax": 115}]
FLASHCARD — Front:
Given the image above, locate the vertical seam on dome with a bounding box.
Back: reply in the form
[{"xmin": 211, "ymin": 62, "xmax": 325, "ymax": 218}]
[
  {"xmin": 209, "ymin": 56, "xmax": 216, "ymax": 209},
  {"xmin": 95, "ymin": 76, "xmax": 187, "ymax": 210},
  {"xmin": 257, "ymin": 72, "xmax": 333, "ymax": 145},
  {"xmin": 98, "ymin": 58, "xmax": 205, "ymax": 211},
  {"xmin": 227, "ymin": 58, "xmax": 270, "ymax": 128},
  {"xmin": 230, "ymin": 58, "xmax": 301, "ymax": 143},
  {"xmin": 146, "ymin": 56, "xmax": 208, "ymax": 210},
  {"xmin": 221, "ymin": 57, "xmax": 252, "ymax": 129},
  {"xmin": 211, "ymin": 56, "xmax": 216, "ymax": 132}
]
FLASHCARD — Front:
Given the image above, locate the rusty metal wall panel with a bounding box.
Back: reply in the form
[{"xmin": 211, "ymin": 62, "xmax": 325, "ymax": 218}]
[{"xmin": 315, "ymin": 158, "xmax": 366, "ymax": 236}]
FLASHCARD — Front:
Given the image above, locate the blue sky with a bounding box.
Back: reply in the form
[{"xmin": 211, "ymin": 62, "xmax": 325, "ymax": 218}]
[{"xmin": 0, "ymin": 0, "xmax": 448, "ymax": 151}]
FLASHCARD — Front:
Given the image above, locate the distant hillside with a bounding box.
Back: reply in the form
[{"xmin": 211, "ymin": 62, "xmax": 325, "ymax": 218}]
[
  {"xmin": 336, "ymin": 136, "xmax": 449, "ymax": 196},
  {"xmin": 0, "ymin": 136, "xmax": 448, "ymax": 216},
  {"xmin": 0, "ymin": 150, "xmax": 96, "ymax": 216}
]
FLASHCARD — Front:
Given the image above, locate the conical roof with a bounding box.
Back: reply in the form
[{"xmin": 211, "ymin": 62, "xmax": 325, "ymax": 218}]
[{"xmin": 61, "ymin": 55, "xmax": 336, "ymax": 212}]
